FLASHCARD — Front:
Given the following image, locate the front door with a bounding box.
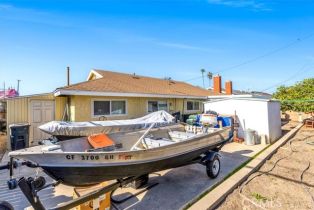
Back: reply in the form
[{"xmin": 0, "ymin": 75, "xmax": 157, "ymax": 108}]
[{"xmin": 30, "ymin": 100, "xmax": 54, "ymax": 145}]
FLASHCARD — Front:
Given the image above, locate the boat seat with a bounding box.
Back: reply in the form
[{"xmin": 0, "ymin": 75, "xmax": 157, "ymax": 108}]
[
  {"xmin": 168, "ymin": 131, "xmax": 196, "ymax": 142},
  {"xmin": 87, "ymin": 143, "xmax": 123, "ymax": 152},
  {"xmin": 143, "ymin": 137, "xmax": 174, "ymax": 149},
  {"xmin": 88, "ymin": 133, "xmax": 115, "ymax": 149}
]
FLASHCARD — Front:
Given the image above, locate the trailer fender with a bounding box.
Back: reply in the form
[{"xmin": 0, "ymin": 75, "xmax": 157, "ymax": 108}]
[{"xmin": 201, "ymin": 151, "xmax": 220, "ymax": 165}]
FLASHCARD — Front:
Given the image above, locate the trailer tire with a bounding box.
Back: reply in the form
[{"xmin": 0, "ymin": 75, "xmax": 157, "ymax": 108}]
[
  {"xmin": 206, "ymin": 155, "xmax": 220, "ymax": 179},
  {"xmin": 0, "ymin": 201, "xmax": 14, "ymax": 210}
]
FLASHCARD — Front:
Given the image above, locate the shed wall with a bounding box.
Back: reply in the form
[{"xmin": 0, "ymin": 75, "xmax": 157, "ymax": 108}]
[
  {"xmin": 204, "ymin": 99, "xmax": 281, "ymax": 142},
  {"xmin": 267, "ymin": 102, "xmax": 282, "ymax": 141},
  {"xmin": 5, "ymin": 94, "xmax": 66, "ymax": 149}
]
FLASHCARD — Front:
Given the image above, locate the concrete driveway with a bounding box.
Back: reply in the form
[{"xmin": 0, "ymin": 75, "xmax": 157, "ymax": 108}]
[{"xmin": 0, "ymin": 143, "xmax": 266, "ymax": 210}]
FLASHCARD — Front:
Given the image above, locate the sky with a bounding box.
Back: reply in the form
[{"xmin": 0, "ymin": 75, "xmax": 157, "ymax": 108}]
[{"xmin": 0, "ymin": 0, "xmax": 314, "ymax": 95}]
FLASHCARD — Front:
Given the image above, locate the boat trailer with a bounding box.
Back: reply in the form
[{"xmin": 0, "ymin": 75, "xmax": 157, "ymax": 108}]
[{"xmin": 0, "ymin": 149, "xmax": 222, "ymax": 210}]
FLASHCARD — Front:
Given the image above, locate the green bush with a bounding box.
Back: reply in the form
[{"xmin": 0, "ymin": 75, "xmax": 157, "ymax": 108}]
[{"xmin": 272, "ymin": 78, "xmax": 314, "ymax": 112}]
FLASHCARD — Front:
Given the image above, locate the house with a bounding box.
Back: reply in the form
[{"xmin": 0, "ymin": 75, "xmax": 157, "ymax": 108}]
[
  {"xmin": 0, "ymin": 88, "xmax": 19, "ymax": 99},
  {"xmin": 5, "ymin": 69, "xmax": 228, "ymax": 149},
  {"xmin": 54, "ymin": 69, "xmax": 218, "ymax": 122}
]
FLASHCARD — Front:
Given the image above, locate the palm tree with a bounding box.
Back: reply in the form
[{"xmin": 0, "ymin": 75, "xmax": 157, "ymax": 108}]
[
  {"xmin": 207, "ymin": 72, "xmax": 213, "ymax": 88},
  {"xmin": 201, "ymin": 69, "xmax": 205, "ymax": 88}
]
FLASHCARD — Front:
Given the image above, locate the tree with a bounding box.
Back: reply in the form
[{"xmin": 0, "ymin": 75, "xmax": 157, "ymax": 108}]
[
  {"xmin": 207, "ymin": 72, "xmax": 213, "ymax": 88},
  {"xmin": 272, "ymin": 78, "xmax": 314, "ymax": 112},
  {"xmin": 201, "ymin": 69, "xmax": 205, "ymax": 88}
]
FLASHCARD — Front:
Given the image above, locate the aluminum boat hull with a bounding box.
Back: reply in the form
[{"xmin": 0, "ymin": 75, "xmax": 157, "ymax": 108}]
[
  {"xmin": 42, "ymin": 145, "xmax": 219, "ymax": 186},
  {"xmin": 10, "ymin": 126, "xmax": 232, "ymax": 187}
]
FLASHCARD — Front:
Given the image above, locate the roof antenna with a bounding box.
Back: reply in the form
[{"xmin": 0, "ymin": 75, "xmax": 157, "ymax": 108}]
[{"xmin": 132, "ymin": 73, "xmax": 139, "ymax": 79}]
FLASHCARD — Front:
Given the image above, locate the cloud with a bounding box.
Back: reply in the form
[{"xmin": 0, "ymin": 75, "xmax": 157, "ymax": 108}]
[
  {"xmin": 157, "ymin": 41, "xmax": 218, "ymax": 52},
  {"xmin": 0, "ymin": 4, "xmax": 14, "ymax": 10},
  {"xmin": 207, "ymin": 0, "xmax": 271, "ymax": 11},
  {"xmin": 118, "ymin": 34, "xmax": 220, "ymax": 53},
  {"xmin": 305, "ymin": 55, "xmax": 314, "ymax": 61},
  {"xmin": 0, "ymin": 3, "xmax": 72, "ymax": 27}
]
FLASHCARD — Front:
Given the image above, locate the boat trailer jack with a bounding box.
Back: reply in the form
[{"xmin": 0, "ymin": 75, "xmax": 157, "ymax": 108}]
[{"xmin": 18, "ymin": 176, "xmax": 140, "ymax": 210}]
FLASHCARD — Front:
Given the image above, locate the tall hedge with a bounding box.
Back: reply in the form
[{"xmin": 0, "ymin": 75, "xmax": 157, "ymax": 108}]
[{"xmin": 272, "ymin": 78, "xmax": 314, "ymax": 112}]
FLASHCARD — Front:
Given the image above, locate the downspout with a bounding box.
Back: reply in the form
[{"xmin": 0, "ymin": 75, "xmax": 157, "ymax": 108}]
[
  {"xmin": 182, "ymin": 98, "xmax": 186, "ymax": 122},
  {"xmin": 66, "ymin": 96, "xmax": 71, "ymax": 121}
]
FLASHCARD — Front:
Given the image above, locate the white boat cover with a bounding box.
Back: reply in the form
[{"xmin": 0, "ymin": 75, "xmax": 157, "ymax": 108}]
[{"xmin": 39, "ymin": 110, "xmax": 175, "ymax": 137}]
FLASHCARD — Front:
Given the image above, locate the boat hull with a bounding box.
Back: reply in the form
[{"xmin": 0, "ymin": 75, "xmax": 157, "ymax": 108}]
[
  {"xmin": 42, "ymin": 146, "xmax": 214, "ymax": 186},
  {"xmin": 10, "ymin": 127, "xmax": 232, "ymax": 187}
]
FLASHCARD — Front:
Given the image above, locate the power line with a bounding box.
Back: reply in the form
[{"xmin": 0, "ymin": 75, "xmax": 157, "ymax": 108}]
[
  {"xmin": 182, "ymin": 33, "xmax": 314, "ymax": 84},
  {"xmin": 260, "ymin": 63, "xmax": 313, "ymax": 92},
  {"xmin": 214, "ymin": 33, "xmax": 314, "ymax": 74},
  {"xmin": 183, "ymin": 76, "xmax": 203, "ymax": 82}
]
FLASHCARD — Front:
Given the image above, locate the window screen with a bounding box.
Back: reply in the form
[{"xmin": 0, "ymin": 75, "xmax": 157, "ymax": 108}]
[{"xmin": 94, "ymin": 101, "xmax": 110, "ymax": 116}]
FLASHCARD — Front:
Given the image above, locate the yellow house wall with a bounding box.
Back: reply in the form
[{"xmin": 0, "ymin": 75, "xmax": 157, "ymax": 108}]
[
  {"xmin": 68, "ymin": 96, "xmax": 204, "ymax": 122},
  {"xmin": 4, "ymin": 93, "xmax": 204, "ymax": 150},
  {"xmin": 5, "ymin": 93, "xmax": 66, "ymax": 150}
]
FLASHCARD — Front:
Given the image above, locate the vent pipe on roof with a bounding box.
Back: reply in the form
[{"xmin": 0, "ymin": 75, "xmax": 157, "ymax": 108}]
[{"xmin": 67, "ymin": 66, "xmax": 70, "ymax": 86}]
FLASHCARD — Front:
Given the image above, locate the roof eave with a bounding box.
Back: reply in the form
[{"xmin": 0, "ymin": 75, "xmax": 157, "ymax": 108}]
[{"xmin": 54, "ymin": 89, "xmax": 208, "ymax": 99}]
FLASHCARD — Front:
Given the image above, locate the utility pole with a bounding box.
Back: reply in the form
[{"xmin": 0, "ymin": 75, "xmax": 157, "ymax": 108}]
[
  {"xmin": 2, "ymin": 82, "xmax": 5, "ymax": 99},
  {"xmin": 201, "ymin": 69, "xmax": 205, "ymax": 88}
]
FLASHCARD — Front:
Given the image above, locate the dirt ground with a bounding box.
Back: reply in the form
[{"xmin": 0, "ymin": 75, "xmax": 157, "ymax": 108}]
[{"xmin": 217, "ymin": 125, "xmax": 314, "ymax": 210}]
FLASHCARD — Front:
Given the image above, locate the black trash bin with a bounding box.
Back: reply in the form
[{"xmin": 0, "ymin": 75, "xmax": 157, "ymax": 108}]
[{"xmin": 9, "ymin": 124, "xmax": 30, "ymax": 151}]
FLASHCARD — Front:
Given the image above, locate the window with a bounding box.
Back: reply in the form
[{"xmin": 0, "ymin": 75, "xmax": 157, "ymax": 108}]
[
  {"xmin": 186, "ymin": 100, "xmax": 200, "ymax": 111},
  {"xmin": 93, "ymin": 100, "xmax": 126, "ymax": 116},
  {"xmin": 94, "ymin": 101, "xmax": 110, "ymax": 116},
  {"xmin": 111, "ymin": 101, "xmax": 126, "ymax": 115},
  {"xmin": 148, "ymin": 101, "xmax": 168, "ymax": 112}
]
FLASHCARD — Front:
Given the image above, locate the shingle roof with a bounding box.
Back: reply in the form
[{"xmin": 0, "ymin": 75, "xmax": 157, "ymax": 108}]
[{"xmin": 56, "ymin": 69, "xmax": 217, "ymax": 98}]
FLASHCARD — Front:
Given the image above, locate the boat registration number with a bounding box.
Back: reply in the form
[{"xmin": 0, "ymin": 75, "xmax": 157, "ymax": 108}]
[{"xmin": 65, "ymin": 154, "xmax": 132, "ymax": 161}]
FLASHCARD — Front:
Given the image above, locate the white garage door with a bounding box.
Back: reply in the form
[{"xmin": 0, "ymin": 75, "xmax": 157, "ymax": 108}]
[{"xmin": 30, "ymin": 100, "xmax": 55, "ymax": 145}]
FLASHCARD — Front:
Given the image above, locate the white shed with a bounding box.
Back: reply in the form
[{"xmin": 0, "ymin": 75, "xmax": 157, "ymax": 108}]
[{"xmin": 204, "ymin": 96, "xmax": 282, "ymax": 143}]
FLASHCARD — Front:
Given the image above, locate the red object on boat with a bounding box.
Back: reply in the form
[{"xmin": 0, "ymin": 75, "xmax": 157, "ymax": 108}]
[{"xmin": 88, "ymin": 133, "xmax": 115, "ymax": 149}]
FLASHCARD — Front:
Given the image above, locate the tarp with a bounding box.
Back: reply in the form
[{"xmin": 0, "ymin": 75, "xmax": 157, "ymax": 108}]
[{"xmin": 39, "ymin": 110, "xmax": 175, "ymax": 137}]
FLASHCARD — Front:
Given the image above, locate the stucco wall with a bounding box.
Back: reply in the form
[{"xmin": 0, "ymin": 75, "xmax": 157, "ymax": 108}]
[
  {"xmin": 282, "ymin": 111, "xmax": 313, "ymax": 122},
  {"xmin": 204, "ymin": 99, "xmax": 282, "ymax": 143},
  {"xmin": 67, "ymin": 96, "xmax": 204, "ymax": 122}
]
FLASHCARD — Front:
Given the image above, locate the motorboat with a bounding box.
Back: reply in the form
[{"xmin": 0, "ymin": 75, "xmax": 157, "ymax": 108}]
[
  {"xmin": 39, "ymin": 110, "xmax": 175, "ymax": 140},
  {"xmin": 9, "ymin": 123, "xmax": 233, "ymax": 187}
]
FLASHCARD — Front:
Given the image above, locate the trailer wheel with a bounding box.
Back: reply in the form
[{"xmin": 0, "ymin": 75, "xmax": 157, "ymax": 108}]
[
  {"xmin": 206, "ymin": 155, "xmax": 220, "ymax": 178},
  {"xmin": 0, "ymin": 201, "xmax": 14, "ymax": 210}
]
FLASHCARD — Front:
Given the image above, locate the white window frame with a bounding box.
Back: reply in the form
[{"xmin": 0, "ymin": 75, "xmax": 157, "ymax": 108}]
[
  {"xmin": 91, "ymin": 99, "xmax": 128, "ymax": 118},
  {"xmin": 186, "ymin": 100, "xmax": 201, "ymax": 111},
  {"xmin": 147, "ymin": 100, "xmax": 169, "ymax": 113}
]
